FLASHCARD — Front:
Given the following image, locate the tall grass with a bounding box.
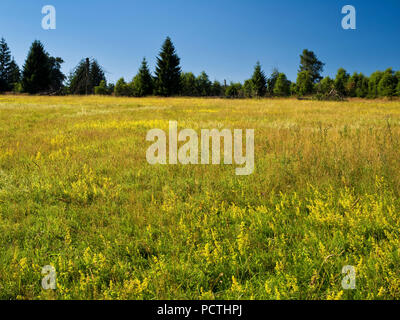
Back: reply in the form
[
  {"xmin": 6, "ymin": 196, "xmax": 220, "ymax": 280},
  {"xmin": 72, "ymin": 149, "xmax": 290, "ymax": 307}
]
[{"xmin": 0, "ymin": 96, "xmax": 400, "ymax": 299}]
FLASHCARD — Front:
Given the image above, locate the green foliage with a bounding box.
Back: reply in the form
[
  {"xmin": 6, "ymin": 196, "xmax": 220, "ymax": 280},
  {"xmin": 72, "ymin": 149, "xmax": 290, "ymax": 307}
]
[
  {"xmin": 317, "ymin": 76, "xmax": 334, "ymax": 95},
  {"xmin": 196, "ymin": 71, "xmax": 212, "ymax": 97},
  {"xmin": 242, "ymin": 79, "xmax": 253, "ymax": 98},
  {"xmin": 267, "ymin": 69, "xmax": 280, "ymax": 96},
  {"xmin": 0, "ymin": 37, "xmax": 18, "ymax": 92},
  {"xmin": 154, "ymin": 37, "xmax": 181, "ymax": 96},
  {"xmin": 290, "ymin": 82, "xmax": 297, "ymax": 96},
  {"xmin": 225, "ymin": 82, "xmax": 242, "ymax": 98},
  {"xmin": 180, "ymin": 72, "xmax": 197, "ymax": 96},
  {"xmin": 7, "ymin": 59, "xmax": 20, "ymax": 92},
  {"xmin": 211, "ymin": 80, "xmax": 223, "ymax": 97},
  {"xmin": 68, "ymin": 58, "xmax": 105, "ymax": 95},
  {"xmin": 114, "ymin": 78, "xmax": 132, "ymax": 97},
  {"xmin": 368, "ymin": 71, "xmax": 384, "ymax": 98},
  {"xmin": 273, "ymin": 73, "xmax": 291, "ymax": 97},
  {"xmin": 22, "ymin": 41, "xmax": 60, "ymax": 94},
  {"xmin": 346, "ymin": 73, "xmax": 369, "ymax": 98},
  {"xmin": 48, "ymin": 57, "xmax": 66, "ymax": 93},
  {"xmin": 94, "ymin": 80, "xmax": 109, "ymax": 95},
  {"xmin": 334, "ymin": 68, "xmax": 350, "ymax": 96},
  {"xmin": 351, "ymin": 73, "xmax": 369, "ymax": 98},
  {"xmin": 250, "ymin": 62, "xmax": 267, "ymax": 97},
  {"xmin": 299, "ymin": 49, "xmax": 325, "ymax": 83},
  {"xmin": 90, "ymin": 60, "xmax": 106, "ymax": 89},
  {"xmin": 378, "ymin": 69, "xmax": 397, "ymax": 98},
  {"xmin": 132, "ymin": 58, "xmax": 153, "ymax": 97},
  {"xmin": 296, "ymin": 70, "xmax": 314, "ymax": 96}
]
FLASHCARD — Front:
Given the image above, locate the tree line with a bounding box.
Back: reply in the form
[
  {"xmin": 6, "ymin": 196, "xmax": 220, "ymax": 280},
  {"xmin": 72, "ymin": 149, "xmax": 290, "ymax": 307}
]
[{"xmin": 0, "ymin": 36, "xmax": 399, "ymax": 99}]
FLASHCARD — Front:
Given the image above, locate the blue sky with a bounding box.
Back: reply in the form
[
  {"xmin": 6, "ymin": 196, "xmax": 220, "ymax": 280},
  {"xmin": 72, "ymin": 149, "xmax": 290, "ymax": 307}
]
[{"xmin": 0, "ymin": 0, "xmax": 399, "ymax": 83}]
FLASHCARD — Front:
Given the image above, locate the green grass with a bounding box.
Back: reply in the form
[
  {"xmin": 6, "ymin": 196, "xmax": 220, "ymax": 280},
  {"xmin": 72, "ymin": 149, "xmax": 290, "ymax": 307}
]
[{"xmin": 1, "ymin": 95, "xmax": 400, "ymax": 299}]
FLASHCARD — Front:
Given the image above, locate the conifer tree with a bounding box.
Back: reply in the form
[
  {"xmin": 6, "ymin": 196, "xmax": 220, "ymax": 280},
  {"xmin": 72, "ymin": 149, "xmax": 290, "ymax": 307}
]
[
  {"xmin": 0, "ymin": 38, "xmax": 12, "ymax": 92},
  {"xmin": 68, "ymin": 58, "xmax": 105, "ymax": 94},
  {"xmin": 154, "ymin": 37, "xmax": 181, "ymax": 96},
  {"xmin": 22, "ymin": 41, "xmax": 53, "ymax": 93},
  {"xmin": 196, "ymin": 71, "xmax": 212, "ymax": 97},
  {"xmin": 7, "ymin": 59, "xmax": 20, "ymax": 89},
  {"xmin": 132, "ymin": 58, "xmax": 153, "ymax": 97},
  {"xmin": 90, "ymin": 59, "xmax": 106, "ymax": 89},
  {"xmin": 250, "ymin": 62, "xmax": 267, "ymax": 97}
]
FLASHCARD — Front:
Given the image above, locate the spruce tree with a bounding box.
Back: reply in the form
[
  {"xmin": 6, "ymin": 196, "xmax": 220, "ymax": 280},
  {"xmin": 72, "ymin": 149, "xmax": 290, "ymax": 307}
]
[
  {"xmin": 22, "ymin": 40, "xmax": 52, "ymax": 94},
  {"xmin": 196, "ymin": 71, "xmax": 212, "ymax": 97},
  {"xmin": 68, "ymin": 58, "xmax": 105, "ymax": 94},
  {"xmin": 133, "ymin": 58, "xmax": 153, "ymax": 97},
  {"xmin": 0, "ymin": 38, "xmax": 12, "ymax": 92},
  {"xmin": 7, "ymin": 59, "xmax": 20, "ymax": 91},
  {"xmin": 250, "ymin": 62, "xmax": 267, "ymax": 97},
  {"xmin": 48, "ymin": 57, "xmax": 65, "ymax": 93},
  {"xmin": 154, "ymin": 37, "xmax": 181, "ymax": 96},
  {"xmin": 90, "ymin": 60, "xmax": 106, "ymax": 89}
]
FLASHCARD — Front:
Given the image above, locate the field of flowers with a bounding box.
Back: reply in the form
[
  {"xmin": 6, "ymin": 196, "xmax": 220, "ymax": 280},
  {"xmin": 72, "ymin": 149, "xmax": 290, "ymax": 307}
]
[{"xmin": 1, "ymin": 95, "xmax": 400, "ymax": 300}]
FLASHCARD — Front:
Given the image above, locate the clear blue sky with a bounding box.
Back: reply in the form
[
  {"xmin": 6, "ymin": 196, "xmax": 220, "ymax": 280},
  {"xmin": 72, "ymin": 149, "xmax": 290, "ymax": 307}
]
[{"xmin": 0, "ymin": 0, "xmax": 399, "ymax": 83}]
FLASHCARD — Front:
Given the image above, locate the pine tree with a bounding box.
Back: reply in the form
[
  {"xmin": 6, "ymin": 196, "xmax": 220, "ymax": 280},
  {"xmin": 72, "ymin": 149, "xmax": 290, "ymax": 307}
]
[
  {"xmin": 250, "ymin": 62, "xmax": 267, "ymax": 97},
  {"xmin": 299, "ymin": 49, "xmax": 325, "ymax": 83},
  {"xmin": 154, "ymin": 37, "xmax": 181, "ymax": 96},
  {"xmin": 132, "ymin": 58, "xmax": 153, "ymax": 97},
  {"xmin": 22, "ymin": 41, "xmax": 53, "ymax": 94},
  {"xmin": 0, "ymin": 38, "xmax": 12, "ymax": 92}
]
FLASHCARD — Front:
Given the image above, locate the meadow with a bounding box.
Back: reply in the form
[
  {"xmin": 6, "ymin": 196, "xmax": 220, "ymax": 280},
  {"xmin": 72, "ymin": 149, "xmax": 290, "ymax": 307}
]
[{"xmin": 1, "ymin": 95, "xmax": 400, "ymax": 300}]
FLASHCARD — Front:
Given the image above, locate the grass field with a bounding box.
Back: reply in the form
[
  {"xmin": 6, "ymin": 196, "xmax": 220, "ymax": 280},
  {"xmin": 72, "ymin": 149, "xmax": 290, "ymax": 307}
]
[{"xmin": 1, "ymin": 95, "xmax": 400, "ymax": 300}]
